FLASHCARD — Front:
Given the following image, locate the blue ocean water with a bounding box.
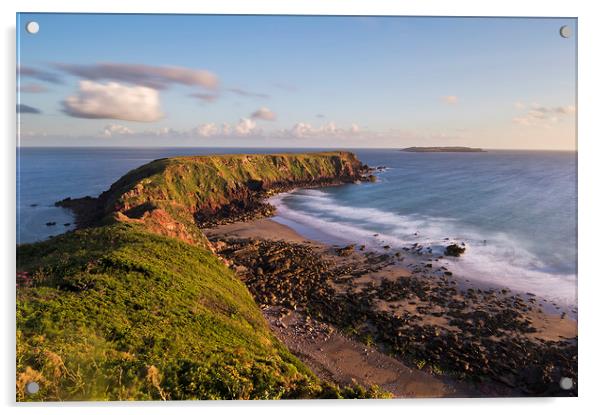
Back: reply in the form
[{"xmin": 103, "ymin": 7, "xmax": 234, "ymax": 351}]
[
  {"xmin": 17, "ymin": 147, "xmax": 299, "ymax": 244},
  {"xmin": 273, "ymin": 149, "xmax": 577, "ymax": 305},
  {"xmin": 17, "ymin": 147, "xmax": 577, "ymax": 304}
]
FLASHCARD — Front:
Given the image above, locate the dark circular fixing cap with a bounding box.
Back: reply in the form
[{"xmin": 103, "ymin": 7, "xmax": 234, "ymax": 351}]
[
  {"xmin": 559, "ymin": 25, "xmax": 572, "ymax": 38},
  {"xmin": 559, "ymin": 377, "xmax": 574, "ymax": 390},
  {"xmin": 25, "ymin": 381, "xmax": 40, "ymax": 394}
]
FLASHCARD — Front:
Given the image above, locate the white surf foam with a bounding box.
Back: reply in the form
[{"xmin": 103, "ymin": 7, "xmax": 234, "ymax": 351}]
[{"xmin": 270, "ymin": 189, "xmax": 577, "ymax": 306}]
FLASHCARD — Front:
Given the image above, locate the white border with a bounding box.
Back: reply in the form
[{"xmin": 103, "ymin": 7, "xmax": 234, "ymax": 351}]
[{"xmin": 3, "ymin": 1, "xmax": 601, "ymax": 414}]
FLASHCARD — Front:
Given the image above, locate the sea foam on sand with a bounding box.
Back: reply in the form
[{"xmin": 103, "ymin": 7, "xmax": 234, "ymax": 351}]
[{"xmin": 270, "ymin": 190, "xmax": 577, "ymax": 307}]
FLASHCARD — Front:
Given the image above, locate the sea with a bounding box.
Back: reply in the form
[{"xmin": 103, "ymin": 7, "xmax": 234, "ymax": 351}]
[{"xmin": 17, "ymin": 147, "xmax": 577, "ymax": 306}]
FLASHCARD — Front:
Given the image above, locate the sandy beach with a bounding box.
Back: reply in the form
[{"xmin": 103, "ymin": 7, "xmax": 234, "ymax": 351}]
[{"xmin": 204, "ymin": 218, "xmax": 577, "ymax": 398}]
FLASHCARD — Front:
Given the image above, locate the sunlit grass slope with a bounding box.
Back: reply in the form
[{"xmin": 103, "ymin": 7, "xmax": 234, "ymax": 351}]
[{"xmin": 17, "ymin": 153, "xmax": 386, "ymax": 401}]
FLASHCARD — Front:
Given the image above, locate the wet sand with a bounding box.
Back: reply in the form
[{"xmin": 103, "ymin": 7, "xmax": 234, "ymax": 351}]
[
  {"xmin": 207, "ymin": 220, "xmax": 468, "ymax": 397},
  {"xmin": 263, "ymin": 306, "xmax": 467, "ymax": 398}
]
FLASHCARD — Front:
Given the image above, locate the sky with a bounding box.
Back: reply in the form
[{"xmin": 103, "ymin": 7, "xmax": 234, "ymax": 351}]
[{"xmin": 17, "ymin": 14, "xmax": 577, "ymax": 149}]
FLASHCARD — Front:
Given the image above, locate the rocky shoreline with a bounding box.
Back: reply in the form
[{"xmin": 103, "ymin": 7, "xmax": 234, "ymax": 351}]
[
  {"xmin": 206, "ymin": 225, "xmax": 577, "ymax": 397},
  {"xmin": 55, "ymin": 152, "xmax": 375, "ymax": 231},
  {"xmin": 197, "ymin": 175, "xmax": 377, "ymax": 228},
  {"xmin": 49, "ymin": 151, "xmax": 577, "ymax": 398}
]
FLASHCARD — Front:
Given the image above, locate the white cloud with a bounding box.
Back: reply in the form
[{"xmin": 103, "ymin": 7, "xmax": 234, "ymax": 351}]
[
  {"xmin": 125, "ymin": 119, "xmax": 362, "ymax": 140},
  {"xmin": 513, "ymin": 103, "xmax": 575, "ymax": 127},
  {"xmin": 221, "ymin": 123, "xmax": 232, "ymax": 136},
  {"xmin": 442, "ymin": 95, "xmax": 458, "ymax": 105},
  {"xmin": 287, "ymin": 121, "xmax": 360, "ymax": 138},
  {"xmin": 101, "ymin": 124, "xmax": 134, "ymax": 137},
  {"xmin": 63, "ymin": 81, "xmax": 163, "ymax": 122},
  {"xmin": 251, "ymin": 107, "xmax": 277, "ymax": 121},
  {"xmin": 194, "ymin": 123, "xmax": 220, "ymax": 137},
  {"xmin": 290, "ymin": 122, "xmax": 314, "ymax": 137},
  {"xmin": 149, "ymin": 127, "xmax": 183, "ymax": 136},
  {"xmin": 235, "ymin": 118, "xmax": 257, "ymax": 135}
]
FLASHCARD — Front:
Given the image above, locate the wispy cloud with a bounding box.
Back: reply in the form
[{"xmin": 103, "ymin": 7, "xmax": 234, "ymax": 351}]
[
  {"xmin": 55, "ymin": 63, "xmax": 218, "ymax": 90},
  {"xmin": 250, "ymin": 107, "xmax": 276, "ymax": 121},
  {"xmin": 513, "ymin": 103, "xmax": 575, "ymax": 127},
  {"xmin": 286, "ymin": 121, "xmax": 361, "ymax": 138},
  {"xmin": 442, "ymin": 95, "xmax": 459, "ymax": 105},
  {"xmin": 63, "ymin": 81, "xmax": 163, "ymax": 122},
  {"xmin": 271, "ymin": 82, "xmax": 297, "ymax": 92},
  {"xmin": 194, "ymin": 119, "xmax": 257, "ymax": 137},
  {"xmin": 18, "ymin": 66, "xmax": 62, "ymax": 84},
  {"xmin": 17, "ymin": 104, "xmax": 42, "ymax": 114},
  {"xmin": 227, "ymin": 87, "xmax": 270, "ymax": 99},
  {"xmin": 100, "ymin": 124, "xmax": 134, "ymax": 137},
  {"xmin": 18, "ymin": 83, "xmax": 49, "ymax": 93},
  {"xmin": 189, "ymin": 92, "xmax": 220, "ymax": 103}
]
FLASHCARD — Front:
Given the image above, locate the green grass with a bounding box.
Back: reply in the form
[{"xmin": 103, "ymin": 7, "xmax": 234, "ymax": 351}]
[
  {"xmin": 16, "ymin": 223, "xmax": 390, "ymax": 401},
  {"xmin": 17, "ymin": 223, "xmax": 322, "ymax": 401},
  {"xmin": 103, "ymin": 152, "xmax": 362, "ymax": 211},
  {"xmin": 16, "ymin": 152, "xmax": 391, "ymax": 401},
  {"xmin": 92, "ymin": 152, "xmax": 363, "ymax": 245}
]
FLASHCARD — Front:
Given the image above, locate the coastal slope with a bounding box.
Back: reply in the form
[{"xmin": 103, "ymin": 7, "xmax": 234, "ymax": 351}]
[
  {"xmin": 17, "ymin": 152, "xmax": 381, "ymax": 401},
  {"xmin": 57, "ymin": 151, "xmax": 367, "ymax": 247},
  {"xmin": 17, "ymin": 223, "xmax": 316, "ymax": 400}
]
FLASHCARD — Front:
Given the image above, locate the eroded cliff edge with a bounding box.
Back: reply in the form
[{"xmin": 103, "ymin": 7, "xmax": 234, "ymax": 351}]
[{"xmin": 57, "ymin": 151, "xmax": 370, "ymax": 246}]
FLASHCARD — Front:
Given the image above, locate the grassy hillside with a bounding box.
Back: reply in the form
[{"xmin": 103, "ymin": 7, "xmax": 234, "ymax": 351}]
[
  {"xmin": 58, "ymin": 152, "xmax": 366, "ymax": 246},
  {"xmin": 17, "ymin": 224, "xmax": 322, "ymax": 400},
  {"xmin": 17, "ymin": 153, "xmax": 386, "ymax": 401},
  {"xmin": 101, "ymin": 152, "xmax": 363, "ymax": 215}
]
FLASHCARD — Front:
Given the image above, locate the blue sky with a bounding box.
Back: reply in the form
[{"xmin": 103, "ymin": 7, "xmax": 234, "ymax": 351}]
[{"xmin": 17, "ymin": 14, "xmax": 577, "ymax": 149}]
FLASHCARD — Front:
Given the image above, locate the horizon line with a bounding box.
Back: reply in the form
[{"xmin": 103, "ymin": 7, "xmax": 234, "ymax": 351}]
[{"xmin": 16, "ymin": 145, "xmax": 578, "ymax": 152}]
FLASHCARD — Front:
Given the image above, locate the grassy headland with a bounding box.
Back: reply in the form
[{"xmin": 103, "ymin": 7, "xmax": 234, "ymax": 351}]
[
  {"xmin": 17, "ymin": 152, "xmax": 384, "ymax": 401},
  {"xmin": 57, "ymin": 151, "xmax": 367, "ymax": 246}
]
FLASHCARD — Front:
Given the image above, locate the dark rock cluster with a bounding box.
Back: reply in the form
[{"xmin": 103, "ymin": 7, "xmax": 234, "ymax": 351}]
[
  {"xmin": 444, "ymin": 244, "xmax": 466, "ymax": 257},
  {"xmin": 211, "ymin": 236, "xmax": 577, "ymax": 397},
  {"xmin": 197, "ymin": 200, "xmax": 276, "ymax": 228},
  {"xmin": 199, "ymin": 168, "xmax": 377, "ymax": 228}
]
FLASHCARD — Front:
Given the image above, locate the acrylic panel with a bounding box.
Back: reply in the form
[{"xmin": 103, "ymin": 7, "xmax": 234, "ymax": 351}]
[{"xmin": 16, "ymin": 13, "xmax": 577, "ymax": 401}]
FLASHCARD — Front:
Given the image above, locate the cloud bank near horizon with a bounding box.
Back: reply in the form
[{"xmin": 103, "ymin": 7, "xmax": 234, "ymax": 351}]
[{"xmin": 512, "ymin": 102, "xmax": 576, "ymax": 127}]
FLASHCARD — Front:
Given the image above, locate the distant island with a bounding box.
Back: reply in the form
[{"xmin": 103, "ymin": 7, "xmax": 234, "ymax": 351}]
[{"xmin": 401, "ymin": 146, "xmax": 486, "ymax": 153}]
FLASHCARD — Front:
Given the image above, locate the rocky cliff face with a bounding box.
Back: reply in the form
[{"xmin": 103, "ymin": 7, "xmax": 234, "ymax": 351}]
[{"xmin": 58, "ymin": 152, "xmax": 368, "ymax": 246}]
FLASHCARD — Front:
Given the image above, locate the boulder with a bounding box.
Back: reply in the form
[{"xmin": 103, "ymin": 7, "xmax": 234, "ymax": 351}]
[{"xmin": 444, "ymin": 244, "xmax": 466, "ymax": 257}]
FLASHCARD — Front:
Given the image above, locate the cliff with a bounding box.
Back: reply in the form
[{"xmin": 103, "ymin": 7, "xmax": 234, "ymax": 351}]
[{"xmin": 57, "ymin": 151, "xmax": 368, "ymax": 247}]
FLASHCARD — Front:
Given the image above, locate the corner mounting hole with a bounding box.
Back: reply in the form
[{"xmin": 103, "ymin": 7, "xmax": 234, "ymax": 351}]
[
  {"xmin": 25, "ymin": 381, "xmax": 40, "ymax": 395},
  {"xmin": 559, "ymin": 25, "xmax": 571, "ymax": 39},
  {"xmin": 559, "ymin": 377, "xmax": 573, "ymax": 390},
  {"xmin": 26, "ymin": 21, "xmax": 39, "ymax": 35}
]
